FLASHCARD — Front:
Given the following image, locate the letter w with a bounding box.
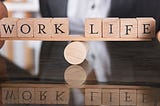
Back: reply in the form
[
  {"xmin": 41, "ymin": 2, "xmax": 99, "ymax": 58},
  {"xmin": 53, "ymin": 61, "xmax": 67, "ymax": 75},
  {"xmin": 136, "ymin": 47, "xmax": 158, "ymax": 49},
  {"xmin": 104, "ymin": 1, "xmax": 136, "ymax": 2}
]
[{"xmin": 2, "ymin": 24, "xmax": 15, "ymax": 34}]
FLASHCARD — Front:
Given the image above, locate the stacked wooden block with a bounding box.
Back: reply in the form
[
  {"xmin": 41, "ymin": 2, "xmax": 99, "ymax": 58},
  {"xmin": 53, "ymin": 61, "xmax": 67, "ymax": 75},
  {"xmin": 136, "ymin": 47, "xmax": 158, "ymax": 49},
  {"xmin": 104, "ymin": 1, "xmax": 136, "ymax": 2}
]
[
  {"xmin": 0, "ymin": 17, "xmax": 155, "ymax": 41},
  {"xmin": 1, "ymin": 83, "xmax": 159, "ymax": 105}
]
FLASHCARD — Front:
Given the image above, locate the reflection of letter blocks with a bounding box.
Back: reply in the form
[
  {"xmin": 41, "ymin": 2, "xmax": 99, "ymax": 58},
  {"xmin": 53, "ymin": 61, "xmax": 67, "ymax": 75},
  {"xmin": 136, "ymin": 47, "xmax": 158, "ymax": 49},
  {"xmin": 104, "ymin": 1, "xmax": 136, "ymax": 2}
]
[
  {"xmin": 137, "ymin": 18, "xmax": 155, "ymax": 39},
  {"xmin": 34, "ymin": 18, "xmax": 52, "ymax": 38},
  {"xmin": 2, "ymin": 88, "xmax": 19, "ymax": 104},
  {"xmin": 35, "ymin": 88, "xmax": 50, "ymax": 104},
  {"xmin": 137, "ymin": 90, "xmax": 154, "ymax": 106},
  {"xmin": 52, "ymin": 18, "xmax": 69, "ymax": 37},
  {"xmin": 120, "ymin": 90, "xmax": 136, "ymax": 105},
  {"xmin": 102, "ymin": 89, "xmax": 119, "ymax": 105},
  {"xmin": 49, "ymin": 87, "xmax": 70, "ymax": 104},
  {"xmin": 19, "ymin": 88, "xmax": 35, "ymax": 104},
  {"xmin": 0, "ymin": 18, "xmax": 19, "ymax": 37},
  {"xmin": 120, "ymin": 18, "xmax": 137, "ymax": 38},
  {"xmin": 85, "ymin": 89, "xmax": 101, "ymax": 105},
  {"xmin": 17, "ymin": 18, "xmax": 34, "ymax": 37},
  {"xmin": 103, "ymin": 18, "xmax": 120, "ymax": 38},
  {"xmin": 85, "ymin": 18, "xmax": 102, "ymax": 38}
]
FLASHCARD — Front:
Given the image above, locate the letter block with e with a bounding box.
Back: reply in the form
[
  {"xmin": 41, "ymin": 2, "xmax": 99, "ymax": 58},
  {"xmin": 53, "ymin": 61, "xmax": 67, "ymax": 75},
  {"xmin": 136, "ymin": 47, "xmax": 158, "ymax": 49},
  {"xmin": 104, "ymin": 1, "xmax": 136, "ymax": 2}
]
[
  {"xmin": 120, "ymin": 90, "xmax": 136, "ymax": 105},
  {"xmin": 2, "ymin": 88, "xmax": 19, "ymax": 104}
]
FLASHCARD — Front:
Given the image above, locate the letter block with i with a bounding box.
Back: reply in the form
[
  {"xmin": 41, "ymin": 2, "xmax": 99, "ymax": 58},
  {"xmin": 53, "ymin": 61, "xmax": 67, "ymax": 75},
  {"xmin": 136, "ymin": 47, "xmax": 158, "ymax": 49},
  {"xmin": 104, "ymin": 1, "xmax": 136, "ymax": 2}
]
[
  {"xmin": 0, "ymin": 18, "xmax": 19, "ymax": 37},
  {"xmin": 103, "ymin": 18, "xmax": 120, "ymax": 38},
  {"xmin": 85, "ymin": 18, "xmax": 102, "ymax": 38},
  {"xmin": 137, "ymin": 18, "xmax": 155, "ymax": 39},
  {"xmin": 102, "ymin": 89, "xmax": 119, "ymax": 105},
  {"xmin": 120, "ymin": 18, "xmax": 137, "ymax": 38}
]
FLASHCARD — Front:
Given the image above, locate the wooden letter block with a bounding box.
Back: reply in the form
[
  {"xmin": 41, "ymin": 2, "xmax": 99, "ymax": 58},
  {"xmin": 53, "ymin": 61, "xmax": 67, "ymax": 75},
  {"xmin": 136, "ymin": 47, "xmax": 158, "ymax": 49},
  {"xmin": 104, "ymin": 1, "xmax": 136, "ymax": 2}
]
[
  {"xmin": 2, "ymin": 88, "xmax": 19, "ymax": 104},
  {"xmin": 19, "ymin": 88, "xmax": 35, "ymax": 104},
  {"xmin": 85, "ymin": 18, "xmax": 102, "ymax": 38},
  {"xmin": 137, "ymin": 18, "xmax": 155, "ymax": 39},
  {"xmin": 120, "ymin": 18, "xmax": 137, "ymax": 38},
  {"xmin": 35, "ymin": 88, "xmax": 50, "ymax": 104},
  {"xmin": 34, "ymin": 18, "xmax": 52, "ymax": 38},
  {"xmin": 137, "ymin": 90, "xmax": 154, "ymax": 106},
  {"xmin": 120, "ymin": 90, "xmax": 136, "ymax": 105},
  {"xmin": 103, "ymin": 18, "xmax": 120, "ymax": 38},
  {"xmin": 52, "ymin": 18, "xmax": 69, "ymax": 37},
  {"xmin": 102, "ymin": 89, "xmax": 119, "ymax": 105},
  {"xmin": 17, "ymin": 18, "xmax": 34, "ymax": 37},
  {"xmin": 85, "ymin": 89, "xmax": 101, "ymax": 105},
  {"xmin": 0, "ymin": 18, "xmax": 19, "ymax": 37},
  {"xmin": 49, "ymin": 87, "xmax": 70, "ymax": 104}
]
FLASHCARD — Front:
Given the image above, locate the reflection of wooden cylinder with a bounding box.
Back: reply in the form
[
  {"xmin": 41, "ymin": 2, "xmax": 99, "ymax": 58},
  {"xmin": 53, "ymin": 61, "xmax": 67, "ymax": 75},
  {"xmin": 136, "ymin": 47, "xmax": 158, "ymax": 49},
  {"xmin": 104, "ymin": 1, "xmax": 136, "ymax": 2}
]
[
  {"xmin": 157, "ymin": 31, "xmax": 160, "ymax": 42},
  {"xmin": 64, "ymin": 60, "xmax": 91, "ymax": 87},
  {"xmin": 64, "ymin": 42, "xmax": 88, "ymax": 65}
]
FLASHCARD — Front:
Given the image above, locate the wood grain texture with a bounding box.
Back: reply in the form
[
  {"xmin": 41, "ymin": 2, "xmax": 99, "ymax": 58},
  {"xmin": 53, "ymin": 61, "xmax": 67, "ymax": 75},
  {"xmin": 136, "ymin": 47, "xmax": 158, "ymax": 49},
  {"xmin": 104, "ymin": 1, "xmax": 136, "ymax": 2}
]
[
  {"xmin": 120, "ymin": 18, "xmax": 138, "ymax": 38},
  {"xmin": 0, "ymin": 18, "xmax": 19, "ymax": 37},
  {"xmin": 64, "ymin": 42, "xmax": 88, "ymax": 65},
  {"xmin": 103, "ymin": 18, "xmax": 120, "ymax": 38},
  {"xmin": 85, "ymin": 18, "xmax": 102, "ymax": 38},
  {"xmin": 137, "ymin": 18, "xmax": 155, "ymax": 39},
  {"xmin": 17, "ymin": 18, "xmax": 34, "ymax": 38}
]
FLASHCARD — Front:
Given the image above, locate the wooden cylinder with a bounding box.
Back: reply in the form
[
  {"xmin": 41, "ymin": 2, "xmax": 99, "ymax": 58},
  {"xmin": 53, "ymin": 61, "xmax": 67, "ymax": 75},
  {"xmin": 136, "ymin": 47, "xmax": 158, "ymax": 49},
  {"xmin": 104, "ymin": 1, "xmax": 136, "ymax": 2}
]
[
  {"xmin": 64, "ymin": 60, "xmax": 91, "ymax": 87},
  {"xmin": 0, "ymin": 1, "xmax": 8, "ymax": 49},
  {"xmin": 157, "ymin": 31, "xmax": 160, "ymax": 42},
  {"xmin": 64, "ymin": 41, "xmax": 88, "ymax": 65}
]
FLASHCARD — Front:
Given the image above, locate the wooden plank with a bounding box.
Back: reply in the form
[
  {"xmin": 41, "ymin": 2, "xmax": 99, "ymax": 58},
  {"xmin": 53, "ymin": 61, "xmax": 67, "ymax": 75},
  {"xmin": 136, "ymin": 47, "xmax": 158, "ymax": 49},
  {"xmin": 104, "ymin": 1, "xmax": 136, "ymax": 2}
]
[
  {"xmin": 120, "ymin": 18, "xmax": 138, "ymax": 38},
  {"xmin": 17, "ymin": 18, "xmax": 34, "ymax": 37},
  {"xmin": 120, "ymin": 90, "xmax": 137, "ymax": 105},
  {"xmin": 85, "ymin": 18, "xmax": 102, "ymax": 38},
  {"xmin": 102, "ymin": 89, "xmax": 119, "ymax": 105},
  {"xmin": 85, "ymin": 89, "xmax": 101, "ymax": 105},
  {"xmin": 0, "ymin": 36, "xmax": 152, "ymax": 41},
  {"xmin": 103, "ymin": 18, "xmax": 120, "ymax": 38},
  {"xmin": 137, "ymin": 17, "xmax": 155, "ymax": 39},
  {"xmin": 0, "ymin": 18, "xmax": 19, "ymax": 37}
]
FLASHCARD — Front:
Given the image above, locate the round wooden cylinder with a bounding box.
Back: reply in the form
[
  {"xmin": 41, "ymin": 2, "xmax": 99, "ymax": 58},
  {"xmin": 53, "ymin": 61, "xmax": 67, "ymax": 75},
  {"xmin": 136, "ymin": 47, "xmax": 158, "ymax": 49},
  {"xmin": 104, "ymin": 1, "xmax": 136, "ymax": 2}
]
[
  {"xmin": 64, "ymin": 60, "xmax": 91, "ymax": 87},
  {"xmin": 64, "ymin": 42, "xmax": 88, "ymax": 65},
  {"xmin": 157, "ymin": 31, "xmax": 160, "ymax": 42}
]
